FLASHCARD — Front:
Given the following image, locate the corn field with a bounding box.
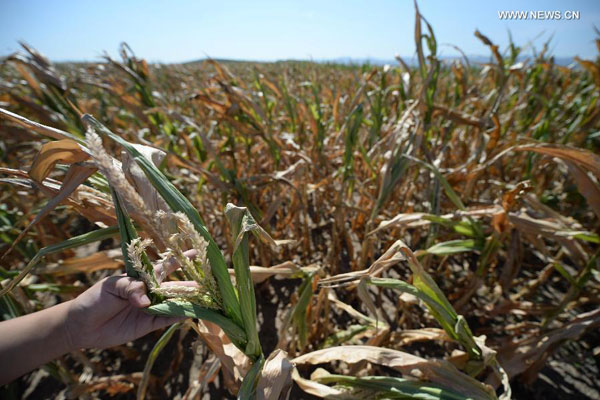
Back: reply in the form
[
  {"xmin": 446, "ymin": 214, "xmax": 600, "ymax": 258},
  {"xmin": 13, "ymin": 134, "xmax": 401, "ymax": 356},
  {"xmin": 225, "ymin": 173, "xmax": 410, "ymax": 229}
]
[{"xmin": 1, "ymin": 5, "xmax": 599, "ymax": 400}]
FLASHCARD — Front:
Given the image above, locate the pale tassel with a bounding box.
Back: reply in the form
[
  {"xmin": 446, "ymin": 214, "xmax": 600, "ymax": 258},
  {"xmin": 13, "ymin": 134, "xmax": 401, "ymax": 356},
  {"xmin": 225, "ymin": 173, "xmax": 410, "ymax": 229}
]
[
  {"xmin": 126, "ymin": 238, "xmax": 158, "ymax": 289},
  {"xmin": 85, "ymin": 128, "xmax": 166, "ymax": 249}
]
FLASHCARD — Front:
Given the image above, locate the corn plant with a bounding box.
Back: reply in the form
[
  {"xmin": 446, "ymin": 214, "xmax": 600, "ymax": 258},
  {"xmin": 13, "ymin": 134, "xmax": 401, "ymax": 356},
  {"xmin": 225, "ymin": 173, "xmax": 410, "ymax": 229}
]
[
  {"xmin": 84, "ymin": 114, "xmax": 274, "ymax": 392},
  {"xmin": 1, "ymin": 1, "xmax": 599, "ymax": 398}
]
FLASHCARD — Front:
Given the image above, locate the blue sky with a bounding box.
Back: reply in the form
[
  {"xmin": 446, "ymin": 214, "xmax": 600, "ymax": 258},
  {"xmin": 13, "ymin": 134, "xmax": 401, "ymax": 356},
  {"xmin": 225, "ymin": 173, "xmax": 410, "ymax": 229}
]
[{"xmin": 0, "ymin": 0, "xmax": 598, "ymax": 62}]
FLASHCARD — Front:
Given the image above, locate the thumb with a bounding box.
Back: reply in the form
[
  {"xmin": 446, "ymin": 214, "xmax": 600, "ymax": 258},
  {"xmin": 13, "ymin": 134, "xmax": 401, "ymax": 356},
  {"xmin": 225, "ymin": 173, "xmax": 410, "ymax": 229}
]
[{"xmin": 102, "ymin": 276, "xmax": 151, "ymax": 308}]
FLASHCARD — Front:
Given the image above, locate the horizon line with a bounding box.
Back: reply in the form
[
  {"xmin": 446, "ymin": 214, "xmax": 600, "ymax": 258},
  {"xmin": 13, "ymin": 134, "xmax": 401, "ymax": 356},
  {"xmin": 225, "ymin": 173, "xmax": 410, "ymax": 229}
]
[{"xmin": 0, "ymin": 53, "xmax": 583, "ymax": 66}]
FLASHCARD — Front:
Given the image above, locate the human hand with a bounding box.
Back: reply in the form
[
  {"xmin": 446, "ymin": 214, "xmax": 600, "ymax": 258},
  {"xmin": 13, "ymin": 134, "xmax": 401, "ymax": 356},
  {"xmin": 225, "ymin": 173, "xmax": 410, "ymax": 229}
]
[
  {"xmin": 0, "ymin": 252, "xmax": 203, "ymax": 384},
  {"xmin": 64, "ymin": 275, "xmax": 183, "ymax": 349},
  {"xmin": 64, "ymin": 249, "xmax": 202, "ymax": 350}
]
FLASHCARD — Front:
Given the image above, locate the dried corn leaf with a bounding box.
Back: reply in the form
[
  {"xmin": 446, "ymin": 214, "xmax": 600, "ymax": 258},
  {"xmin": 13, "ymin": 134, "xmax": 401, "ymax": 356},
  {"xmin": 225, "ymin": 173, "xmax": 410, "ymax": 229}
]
[
  {"xmin": 565, "ymin": 160, "xmax": 600, "ymax": 220},
  {"xmin": 29, "ymin": 139, "xmax": 89, "ymax": 182},
  {"xmin": 1, "ymin": 164, "xmax": 96, "ymax": 260},
  {"xmin": 39, "ymin": 249, "xmax": 123, "ymax": 276},
  {"xmin": 292, "ymin": 345, "xmax": 496, "ymax": 400},
  {"xmin": 121, "ymin": 143, "xmax": 171, "ymax": 216},
  {"xmin": 256, "ymin": 350, "xmax": 293, "ymax": 400},
  {"xmin": 515, "ymin": 143, "xmax": 600, "ymax": 178},
  {"xmin": 0, "ymin": 107, "xmax": 77, "ymax": 141}
]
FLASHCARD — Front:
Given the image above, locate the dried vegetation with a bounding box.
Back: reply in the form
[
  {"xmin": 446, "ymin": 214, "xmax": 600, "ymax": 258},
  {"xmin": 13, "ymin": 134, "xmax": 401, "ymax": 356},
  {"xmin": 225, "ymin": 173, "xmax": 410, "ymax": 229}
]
[{"xmin": 1, "ymin": 5, "xmax": 600, "ymax": 399}]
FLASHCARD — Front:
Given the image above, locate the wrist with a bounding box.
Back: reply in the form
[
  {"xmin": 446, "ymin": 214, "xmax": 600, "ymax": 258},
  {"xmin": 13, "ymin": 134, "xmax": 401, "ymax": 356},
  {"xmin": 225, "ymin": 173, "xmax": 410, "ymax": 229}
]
[
  {"xmin": 0, "ymin": 299, "xmax": 75, "ymax": 384},
  {"xmin": 59, "ymin": 299, "xmax": 77, "ymax": 352},
  {"xmin": 48, "ymin": 300, "xmax": 75, "ymax": 355}
]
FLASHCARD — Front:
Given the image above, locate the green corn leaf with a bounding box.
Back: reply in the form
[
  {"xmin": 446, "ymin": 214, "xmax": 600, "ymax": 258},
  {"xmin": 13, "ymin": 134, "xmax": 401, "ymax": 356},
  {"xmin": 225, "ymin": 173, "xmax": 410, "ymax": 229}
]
[
  {"xmin": 111, "ymin": 188, "xmax": 160, "ymax": 293},
  {"xmin": 367, "ymin": 277, "xmax": 458, "ymax": 341},
  {"xmin": 556, "ymin": 230, "xmax": 600, "ymax": 244},
  {"xmin": 0, "ymin": 267, "xmax": 18, "ymax": 279},
  {"xmin": 24, "ymin": 283, "xmax": 80, "ymax": 294},
  {"xmin": 404, "ymin": 155, "xmax": 465, "ymax": 211},
  {"xmin": 454, "ymin": 221, "xmax": 478, "ymax": 237},
  {"xmin": 368, "ymin": 276, "xmax": 481, "ymax": 360},
  {"xmin": 293, "ymin": 273, "xmax": 315, "ymax": 350},
  {"xmin": 422, "ymin": 215, "xmax": 479, "ymax": 238},
  {"xmin": 551, "ymin": 262, "xmax": 577, "ymax": 286},
  {"xmin": 372, "ymin": 142, "xmax": 411, "ymax": 219},
  {"xmin": 321, "ymin": 324, "xmax": 369, "ymax": 349},
  {"xmin": 343, "ymin": 104, "xmax": 363, "ymax": 184},
  {"xmin": 138, "ymin": 322, "xmax": 182, "ymax": 400},
  {"xmin": 146, "ymin": 300, "xmax": 247, "ymax": 349},
  {"xmin": 81, "ymin": 114, "xmax": 243, "ymax": 329},
  {"xmin": 110, "ymin": 187, "xmax": 140, "ymax": 279},
  {"xmin": 237, "ymin": 354, "xmax": 265, "ymax": 400},
  {"xmin": 0, "ymin": 226, "xmax": 119, "ymax": 297},
  {"xmin": 316, "ymin": 374, "xmax": 480, "ymax": 400},
  {"xmin": 225, "ymin": 203, "xmax": 272, "ymax": 359},
  {"xmin": 422, "ymin": 214, "xmax": 456, "ymax": 229},
  {"xmin": 405, "ymin": 248, "xmax": 482, "ymax": 359},
  {"xmin": 426, "ymin": 239, "xmax": 479, "ymax": 255},
  {"xmin": 0, "ymin": 293, "xmax": 21, "ymax": 320},
  {"xmin": 476, "ymin": 234, "xmax": 502, "ymax": 276}
]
